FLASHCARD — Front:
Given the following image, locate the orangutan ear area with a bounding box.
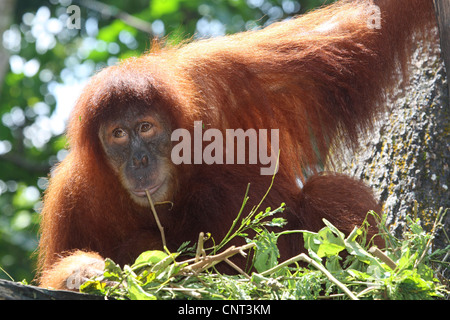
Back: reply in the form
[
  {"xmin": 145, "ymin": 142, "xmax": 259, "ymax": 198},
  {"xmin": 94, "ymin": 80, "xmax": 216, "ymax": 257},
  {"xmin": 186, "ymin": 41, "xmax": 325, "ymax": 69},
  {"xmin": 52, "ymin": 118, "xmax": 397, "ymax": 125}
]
[{"xmin": 35, "ymin": 0, "xmax": 444, "ymax": 300}]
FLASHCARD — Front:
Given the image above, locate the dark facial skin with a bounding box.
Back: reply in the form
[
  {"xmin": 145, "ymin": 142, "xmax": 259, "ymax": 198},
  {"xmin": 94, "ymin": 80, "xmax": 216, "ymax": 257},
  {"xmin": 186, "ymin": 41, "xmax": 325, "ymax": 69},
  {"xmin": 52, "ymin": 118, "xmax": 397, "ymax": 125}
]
[{"xmin": 99, "ymin": 106, "xmax": 175, "ymax": 207}]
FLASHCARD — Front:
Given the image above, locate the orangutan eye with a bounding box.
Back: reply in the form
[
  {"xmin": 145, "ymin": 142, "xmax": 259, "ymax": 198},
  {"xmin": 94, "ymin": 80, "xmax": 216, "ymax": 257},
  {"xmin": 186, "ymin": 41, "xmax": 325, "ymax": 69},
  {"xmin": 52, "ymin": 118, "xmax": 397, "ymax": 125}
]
[
  {"xmin": 140, "ymin": 122, "xmax": 153, "ymax": 133},
  {"xmin": 112, "ymin": 128, "xmax": 127, "ymax": 138}
]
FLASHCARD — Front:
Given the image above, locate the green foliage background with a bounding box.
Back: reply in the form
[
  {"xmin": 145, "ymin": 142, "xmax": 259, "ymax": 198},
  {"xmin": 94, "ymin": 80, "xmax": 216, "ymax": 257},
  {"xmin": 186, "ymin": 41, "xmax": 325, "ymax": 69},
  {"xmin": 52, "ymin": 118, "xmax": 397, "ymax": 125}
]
[{"xmin": 0, "ymin": 0, "xmax": 331, "ymax": 283}]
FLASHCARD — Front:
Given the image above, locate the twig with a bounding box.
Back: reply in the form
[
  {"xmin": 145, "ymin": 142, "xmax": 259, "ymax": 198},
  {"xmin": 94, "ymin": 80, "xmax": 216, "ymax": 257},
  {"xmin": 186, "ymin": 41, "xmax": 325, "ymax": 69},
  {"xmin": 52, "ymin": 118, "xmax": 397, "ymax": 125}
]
[
  {"xmin": 369, "ymin": 247, "xmax": 397, "ymax": 270},
  {"xmin": 195, "ymin": 232, "xmax": 206, "ymax": 262},
  {"xmin": 145, "ymin": 190, "xmax": 167, "ymax": 249},
  {"xmin": 224, "ymin": 259, "xmax": 251, "ymax": 280},
  {"xmin": 77, "ymin": 0, "xmax": 153, "ymax": 34},
  {"xmin": 216, "ymin": 184, "xmax": 250, "ymax": 252},
  {"xmin": 215, "ymin": 152, "xmax": 280, "ymax": 252},
  {"xmin": 436, "ymin": 250, "xmax": 450, "ymax": 274},
  {"xmin": 0, "ymin": 266, "xmax": 14, "ymax": 282},
  {"xmin": 182, "ymin": 243, "xmax": 256, "ymax": 273},
  {"xmin": 356, "ymin": 285, "xmax": 381, "ymax": 298},
  {"xmin": 154, "ymin": 201, "xmax": 174, "ymax": 209},
  {"xmin": 260, "ymin": 253, "xmax": 359, "ymax": 301},
  {"xmin": 415, "ymin": 207, "xmax": 447, "ymax": 269},
  {"xmin": 317, "ymin": 293, "xmax": 346, "ymax": 299}
]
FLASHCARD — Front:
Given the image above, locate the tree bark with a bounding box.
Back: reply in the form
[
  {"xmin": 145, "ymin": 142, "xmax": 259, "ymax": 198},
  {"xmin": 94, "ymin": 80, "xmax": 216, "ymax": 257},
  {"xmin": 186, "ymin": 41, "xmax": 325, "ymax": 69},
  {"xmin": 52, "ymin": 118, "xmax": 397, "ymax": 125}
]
[
  {"xmin": 434, "ymin": 0, "xmax": 450, "ymax": 95},
  {"xmin": 336, "ymin": 32, "xmax": 449, "ymax": 251}
]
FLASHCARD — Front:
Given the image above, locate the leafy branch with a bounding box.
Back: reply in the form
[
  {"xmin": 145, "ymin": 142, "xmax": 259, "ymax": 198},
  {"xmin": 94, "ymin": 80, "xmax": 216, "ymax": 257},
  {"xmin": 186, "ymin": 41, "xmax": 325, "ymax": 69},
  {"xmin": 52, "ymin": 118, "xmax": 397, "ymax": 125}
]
[{"xmin": 79, "ymin": 196, "xmax": 449, "ymax": 300}]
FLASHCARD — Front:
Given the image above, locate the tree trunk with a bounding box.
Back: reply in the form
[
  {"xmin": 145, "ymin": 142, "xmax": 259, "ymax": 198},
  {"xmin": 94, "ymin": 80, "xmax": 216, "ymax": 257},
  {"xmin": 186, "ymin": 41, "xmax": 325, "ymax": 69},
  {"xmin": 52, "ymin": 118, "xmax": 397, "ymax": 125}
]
[
  {"xmin": 434, "ymin": 0, "xmax": 450, "ymax": 95},
  {"xmin": 336, "ymin": 30, "xmax": 449, "ymax": 254}
]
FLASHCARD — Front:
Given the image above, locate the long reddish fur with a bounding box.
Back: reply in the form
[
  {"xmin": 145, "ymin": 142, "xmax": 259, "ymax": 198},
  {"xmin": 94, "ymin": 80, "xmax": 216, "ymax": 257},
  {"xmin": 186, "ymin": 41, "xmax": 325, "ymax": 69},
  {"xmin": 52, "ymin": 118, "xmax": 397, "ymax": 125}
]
[{"xmin": 38, "ymin": 0, "xmax": 436, "ymax": 288}]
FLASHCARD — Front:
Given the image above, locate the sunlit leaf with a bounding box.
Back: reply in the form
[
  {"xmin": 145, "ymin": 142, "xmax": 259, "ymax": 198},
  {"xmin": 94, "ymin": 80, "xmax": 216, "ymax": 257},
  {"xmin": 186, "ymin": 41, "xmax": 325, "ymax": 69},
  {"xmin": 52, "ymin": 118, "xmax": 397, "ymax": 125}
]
[
  {"xmin": 254, "ymin": 230, "xmax": 279, "ymax": 273},
  {"xmin": 127, "ymin": 276, "xmax": 156, "ymax": 300},
  {"xmin": 150, "ymin": 0, "xmax": 180, "ymax": 18},
  {"xmin": 133, "ymin": 250, "xmax": 168, "ymax": 268}
]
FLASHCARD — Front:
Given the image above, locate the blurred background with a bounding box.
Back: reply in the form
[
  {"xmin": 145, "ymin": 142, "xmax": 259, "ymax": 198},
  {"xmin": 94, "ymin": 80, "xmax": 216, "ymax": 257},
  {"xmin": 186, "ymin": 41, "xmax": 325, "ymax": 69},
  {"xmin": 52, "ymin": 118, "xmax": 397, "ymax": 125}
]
[{"xmin": 0, "ymin": 0, "xmax": 331, "ymax": 284}]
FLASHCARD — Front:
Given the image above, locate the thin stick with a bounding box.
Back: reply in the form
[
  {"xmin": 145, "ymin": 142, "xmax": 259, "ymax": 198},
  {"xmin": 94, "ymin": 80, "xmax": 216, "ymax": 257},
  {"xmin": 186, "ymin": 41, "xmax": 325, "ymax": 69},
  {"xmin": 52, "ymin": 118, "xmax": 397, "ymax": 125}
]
[
  {"xmin": 216, "ymin": 184, "xmax": 250, "ymax": 252},
  {"xmin": 415, "ymin": 207, "xmax": 447, "ymax": 269},
  {"xmin": 224, "ymin": 258, "xmax": 251, "ymax": 279},
  {"xmin": 369, "ymin": 246, "xmax": 397, "ymax": 270},
  {"xmin": 183, "ymin": 243, "xmax": 256, "ymax": 273},
  {"xmin": 195, "ymin": 232, "xmax": 206, "ymax": 262},
  {"xmin": 145, "ymin": 190, "xmax": 167, "ymax": 249},
  {"xmin": 154, "ymin": 201, "xmax": 174, "ymax": 209}
]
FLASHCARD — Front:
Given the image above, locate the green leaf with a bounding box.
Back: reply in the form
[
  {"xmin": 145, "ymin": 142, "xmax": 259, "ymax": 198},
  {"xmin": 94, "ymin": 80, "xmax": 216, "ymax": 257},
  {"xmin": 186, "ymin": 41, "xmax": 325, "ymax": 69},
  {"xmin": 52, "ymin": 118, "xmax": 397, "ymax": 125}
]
[
  {"xmin": 79, "ymin": 280, "xmax": 107, "ymax": 295},
  {"xmin": 322, "ymin": 219, "xmax": 346, "ymax": 240},
  {"xmin": 103, "ymin": 258, "xmax": 123, "ymax": 281},
  {"xmin": 317, "ymin": 228, "xmax": 345, "ymax": 257},
  {"xmin": 302, "ymin": 224, "xmax": 345, "ymax": 258},
  {"xmin": 151, "ymin": 253, "xmax": 179, "ymax": 273},
  {"xmin": 127, "ymin": 276, "xmax": 157, "ymax": 300},
  {"xmin": 265, "ymin": 217, "xmax": 288, "ymax": 228},
  {"xmin": 303, "ymin": 231, "xmax": 321, "ymax": 253},
  {"xmin": 150, "ymin": 0, "xmax": 181, "ymax": 18},
  {"xmin": 156, "ymin": 263, "xmax": 182, "ymax": 281},
  {"xmin": 133, "ymin": 250, "xmax": 168, "ymax": 268},
  {"xmin": 97, "ymin": 20, "xmax": 129, "ymax": 42},
  {"xmin": 347, "ymin": 269, "xmax": 372, "ymax": 281},
  {"xmin": 325, "ymin": 255, "xmax": 343, "ymax": 273},
  {"xmin": 254, "ymin": 230, "xmax": 280, "ymax": 273}
]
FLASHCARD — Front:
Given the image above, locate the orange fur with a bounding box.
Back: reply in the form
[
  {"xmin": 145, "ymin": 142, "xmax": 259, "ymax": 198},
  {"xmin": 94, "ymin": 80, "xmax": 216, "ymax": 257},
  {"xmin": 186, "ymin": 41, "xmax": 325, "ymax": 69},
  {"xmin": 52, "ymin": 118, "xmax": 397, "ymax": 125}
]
[
  {"xmin": 39, "ymin": 251, "xmax": 104, "ymax": 290},
  {"xmin": 37, "ymin": 0, "xmax": 436, "ymax": 289}
]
